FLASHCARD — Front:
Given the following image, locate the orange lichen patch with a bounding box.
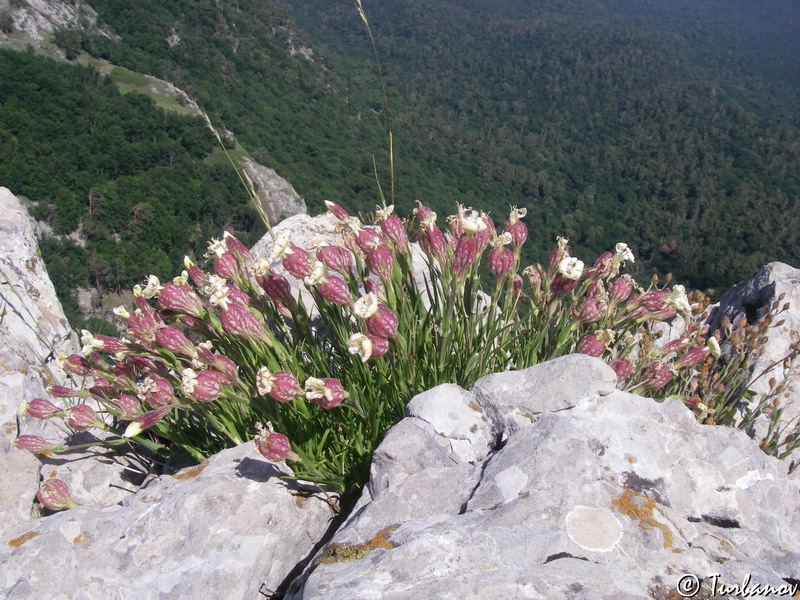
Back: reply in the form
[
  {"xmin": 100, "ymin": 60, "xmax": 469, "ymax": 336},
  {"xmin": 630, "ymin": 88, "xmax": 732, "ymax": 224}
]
[
  {"xmin": 172, "ymin": 459, "xmax": 208, "ymax": 480},
  {"xmin": 48, "ymin": 470, "xmax": 57, "ymax": 478},
  {"xmin": 8, "ymin": 530, "xmax": 41, "ymax": 548},
  {"xmin": 317, "ymin": 526, "xmax": 398, "ymax": 564},
  {"xmin": 72, "ymin": 532, "xmax": 88, "ymax": 545},
  {"xmin": 627, "ymin": 456, "xmax": 637, "ymax": 464},
  {"xmin": 611, "ymin": 488, "xmax": 673, "ymax": 549}
]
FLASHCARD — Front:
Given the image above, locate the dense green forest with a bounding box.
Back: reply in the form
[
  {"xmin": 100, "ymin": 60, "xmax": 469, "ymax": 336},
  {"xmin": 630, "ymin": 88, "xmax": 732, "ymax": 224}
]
[
  {"xmin": 1, "ymin": 0, "xmax": 799, "ymax": 312},
  {"xmin": 0, "ymin": 50, "xmax": 261, "ymax": 324}
]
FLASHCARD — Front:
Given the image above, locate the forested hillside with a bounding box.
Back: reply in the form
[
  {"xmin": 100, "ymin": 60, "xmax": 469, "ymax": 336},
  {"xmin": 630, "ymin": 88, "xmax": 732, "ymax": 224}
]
[
  {"xmin": 1, "ymin": 0, "xmax": 798, "ymax": 304},
  {"xmin": 0, "ymin": 50, "xmax": 260, "ymax": 325}
]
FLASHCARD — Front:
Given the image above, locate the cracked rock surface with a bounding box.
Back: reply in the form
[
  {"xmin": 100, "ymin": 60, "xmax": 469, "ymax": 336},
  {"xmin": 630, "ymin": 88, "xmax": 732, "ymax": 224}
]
[{"xmin": 287, "ymin": 355, "xmax": 800, "ymax": 600}]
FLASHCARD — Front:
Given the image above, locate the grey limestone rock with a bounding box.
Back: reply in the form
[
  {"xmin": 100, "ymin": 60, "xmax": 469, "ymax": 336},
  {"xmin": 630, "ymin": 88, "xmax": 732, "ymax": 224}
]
[
  {"xmin": 288, "ymin": 356, "xmax": 800, "ymax": 600},
  {"xmin": 0, "ymin": 442, "xmax": 336, "ymax": 600}
]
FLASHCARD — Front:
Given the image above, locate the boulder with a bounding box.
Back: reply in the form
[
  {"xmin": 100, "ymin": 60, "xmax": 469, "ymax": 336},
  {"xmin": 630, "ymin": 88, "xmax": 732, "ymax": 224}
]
[
  {"xmin": 0, "ymin": 441, "xmax": 336, "ymax": 600},
  {"xmin": 707, "ymin": 262, "xmax": 800, "ymax": 453},
  {"xmin": 242, "ymin": 158, "xmax": 307, "ymax": 224},
  {"xmin": 287, "ymin": 355, "xmax": 800, "ymax": 599}
]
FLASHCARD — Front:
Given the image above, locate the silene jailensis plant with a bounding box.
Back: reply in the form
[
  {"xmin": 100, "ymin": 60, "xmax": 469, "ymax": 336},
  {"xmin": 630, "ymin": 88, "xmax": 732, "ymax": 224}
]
[
  {"xmin": 14, "ymin": 2, "xmax": 799, "ymax": 511},
  {"xmin": 15, "ymin": 203, "xmax": 800, "ymax": 510}
]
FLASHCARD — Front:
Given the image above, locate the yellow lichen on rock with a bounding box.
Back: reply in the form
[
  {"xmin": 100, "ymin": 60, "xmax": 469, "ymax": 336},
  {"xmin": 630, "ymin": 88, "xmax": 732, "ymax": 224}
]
[{"xmin": 611, "ymin": 488, "xmax": 673, "ymax": 549}]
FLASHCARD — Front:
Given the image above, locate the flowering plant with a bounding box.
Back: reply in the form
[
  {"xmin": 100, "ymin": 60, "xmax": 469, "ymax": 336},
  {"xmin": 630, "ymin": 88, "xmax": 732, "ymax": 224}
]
[{"xmin": 17, "ymin": 202, "xmax": 799, "ymax": 506}]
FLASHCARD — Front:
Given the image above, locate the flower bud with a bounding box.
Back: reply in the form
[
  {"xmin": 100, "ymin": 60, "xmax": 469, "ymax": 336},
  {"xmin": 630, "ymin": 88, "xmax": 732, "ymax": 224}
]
[
  {"xmin": 155, "ymin": 326, "xmax": 197, "ymax": 358},
  {"xmin": 123, "ymin": 406, "xmax": 174, "ymax": 438},
  {"xmin": 27, "ymin": 398, "xmax": 66, "ymax": 420},
  {"xmin": 488, "ymin": 246, "xmax": 514, "ymax": 279},
  {"xmin": 318, "ymin": 274, "xmax": 353, "ymax": 306},
  {"xmin": 47, "ymin": 385, "xmax": 89, "ymax": 399},
  {"xmin": 608, "ymin": 357, "xmax": 633, "ymax": 380},
  {"xmin": 317, "ymin": 245, "xmax": 353, "ymax": 276},
  {"xmin": 609, "ymin": 276, "xmax": 633, "ymax": 303},
  {"xmin": 503, "ymin": 206, "xmax": 528, "ymax": 247},
  {"xmin": 639, "ymin": 290, "xmax": 668, "ymax": 312},
  {"xmin": 224, "ymin": 284, "xmax": 250, "ymax": 307},
  {"xmin": 66, "ymin": 404, "xmax": 102, "ymax": 431},
  {"xmin": 282, "ymin": 243, "xmax": 313, "ymax": 279},
  {"xmin": 259, "ymin": 269, "xmax": 295, "ymax": 306},
  {"xmin": 223, "ymin": 231, "xmax": 252, "ymax": 261},
  {"xmin": 380, "ymin": 215, "xmax": 408, "ymax": 250},
  {"xmin": 325, "ymin": 200, "xmax": 352, "ymax": 221},
  {"xmin": 37, "ymin": 479, "xmax": 78, "ymax": 511},
  {"xmin": 453, "ymin": 235, "xmax": 479, "ymax": 275},
  {"xmin": 220, "ymin": 304, "xmax": 269, "ymax": 344},
  {"xmin": 366, "ymin": 304, "xmax": 399, "ymax": 338},
  {"xmin": 13, "ymin": 435, "xmax": 67, "ymax": 454},
  {"xmin": 255, "ymin": 423, "xmax": 292, "ymax": 462},
  {"xmin": 159, "ymin": 283, "xmax": 205, "ymax": 318},
  {"xmin": 214, "ymin": 252, "xmax": 241, "ymax": 281},
  {"xmin": 579, "ymin": 297, "xmax": 606, "ymax": 324},
  {"xmin": 184, "ymin": 256, "xmax": 207, "ymax": 287},
  {"xmin": 355, "ymin": 228, "xmax": 384, "ymax": 253},
  {"xmin": 419, "ymin": 224, "xmax": 449, "ymax": 264},
  {"xmin": 111, "ymin": 394, "xmax": 143, "ymax": 419},
  {"xmin": 63, "ymin": 354, "xmax": 93, "ymax": 376},
  {"xmin": 645, "ymin": 363, "xmax": 673, "ymax": 389},
  {"xmin": 589, "ymin": 251, "xmax": 614, "ymax": 279},
  {"xmin": 578, "ymin": 334, "xmax": 606, "ymax": 357},
  {"xmin": 367, "ymin": 246, "xmax": 394, "ymax": 281},
  {"xmin": 475, "ymin": 213, "xmax": 493, "ymax": 252},
  {"xmin": 264, "ymin": 371, "xmax": 304, "ymax": 403},
  {"xmin": 413, "ymin": 201, "xmax": 435, "ymax": 223},
  {"xmin": 674, "ymin": 346, "xmax": 711, "ymax": 369}
]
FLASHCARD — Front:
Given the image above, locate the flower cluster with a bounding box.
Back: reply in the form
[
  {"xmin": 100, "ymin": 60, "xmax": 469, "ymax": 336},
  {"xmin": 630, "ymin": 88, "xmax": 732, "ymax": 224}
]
[{"xmin": 16, "ymin": 201, "xmax": 797, "ymax": 503}]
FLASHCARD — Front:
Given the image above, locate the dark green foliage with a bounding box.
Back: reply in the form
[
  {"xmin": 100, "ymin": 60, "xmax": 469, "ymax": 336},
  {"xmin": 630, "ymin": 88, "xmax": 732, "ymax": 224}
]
[{"xmin": 0, "ymin": 50, "xmax": 261, "ymax": 315}]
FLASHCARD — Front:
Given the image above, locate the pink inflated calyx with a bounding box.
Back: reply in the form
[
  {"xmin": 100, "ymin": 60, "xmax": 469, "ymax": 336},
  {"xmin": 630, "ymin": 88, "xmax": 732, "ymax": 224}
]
[
  {"xmin": 282, "ymin": 243, "xmax": 313, "ymax": 279},
  {"xmin": 419, "ymin": 224, "xmax": 448, "ymax": 264},
  {"xmin": 365, "ymin": 333, "xmax": 390, "ymax": 357},
  {"xmin": 314, "ymin": 378, "xmax": 348, "ymax": 409},
  {"xmin": 123, "ymin": 406, "xmax": 174, "ymax": 438},
  {"xmin": 366, "ymin": 304, "xmax": 399, "ymax": 338},
  {"xmin": 317, "ymin": 245, "xmax": 353, "ymax": 276},
  {"xmin": 453, "ymin": 235, "xmax": 479, "ymax": 275},
  {"xmin": 189, "ymin": 371, "xmax": 226, "ymax": 402},
  {"xmin": 674, "ymin": 346, "xmax": 711, "ymax": 369},
  {"xmin": 224, "ymin": 232, "xmax": 252, "ymax": 261},
  {"xmin": 639, "ymin": 290, "xmax": 668, "ymax": 312},
  {"xmin": 488, "ymin": 246, "xmax": 514, "ymax": 279},
  {"xmin": 214, "ymin": 252, "xmax": 242, "ymax": 281},
  {"xmin": 27, "ymin": 398, "xmax": 66, "ymax": 419},
  {"xmin": 476, "ymin": 214, "xmax": 493, "ymax": 252},
  {"xmin": 271, "ymin": 372, "xmax": 304, "ymax": 403},
  {"xmin": 355, "ymin": 228, "xmax": 384, "ymax": 253},
  {"xmin": 367, "ymin": 246, "xmax": 394, "ymax": 281},
  {"xmin": 325, "ymin": 201, "xmax": 352, "ymax": 222},
  {"xmin": 47, "ymin": 385, "xmax": 89, "ymax": 399},
  {"xmin": 159, "ymin": 283, "xmax": 205, "ymax": 318},
  {"xmin": 255, "ymin": 424, "xmax": 292, "ymax": 462},
  {"xmin": 259, "ymin": 269, "xmax": 295, "ymax": 306},
  {"xmin": 92, "ymin": 335, "xmax": 128, "ymax": 354},
  {"xmin": 141, "ymin": 374, "xmax": 175, "ymax": 407},
  {"xmin": 155, "ymin": 326, "xmax": 196, "ymax": 358},
  {"xmin": 609, "ymin": 276, "xmax": 633, "ymax": 303},
  {"xmin": 37, "ymin": 479, "xmax": 78, "ymax": 511},
  {"xmin": 380, "ymin": 215, "xmax": 408, "ymax": 250},
  {"xmin": 645, "ymin": 363, "xmax": 673, "ymax": 389},
  {"xmin": 112, "ymin": 394, "xmax": 142, "ymax": 419},
  {"xmin": 318, "ymin": 274, "xmax": 353, "ymax": 306},
  {"xmin": 64, "ymin": 354, "xmax": 93, "ymax": 376},
  {"xmin": 66, "ymin": 404, "xmax": 101, "ymax": 431},
  {"xmin": 578, "ymin": 334, "xmax": 606, "ymax": 357},
  {"xmin": 13, "ymin": 435, "xmax": 67, "ymax": 454},
  {"xmin": 578, "ymin": 297, "xmax": 605, "ymax": 324},
  {"xmin": 220, "ymin": 304, "xmax": 269, "ymax": 344},
  {"xmin": 503, "ymin": 220, "xmax": 527, "ymax": 249},
  {"xmin": 608, "ymin": 358, "xmax": 633, "ymax": 381},
  {"xmin": 588, "ymin": 252, "xmax": 614, "ymax": 279}
]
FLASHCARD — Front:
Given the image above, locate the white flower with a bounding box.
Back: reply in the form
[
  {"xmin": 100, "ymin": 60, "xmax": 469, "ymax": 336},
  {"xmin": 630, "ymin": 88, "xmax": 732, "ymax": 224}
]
[
  {"xmin": 136, "ymin": 376, "xmax": 158, "ymax": 400},
  {"xmin": 304, "ymin": 377, "xmax": 332, "ymax": 402},
  {"xmin": 181, "ymin": 368, "xmax": 198, "ymax": 395},
  {"xmin": 205, "ymin": 237, "xmax": 227, "ymax": 259},
  {"xmin": 347, "ymin": 333, "xmax": 373, "ymax": 363},
  {"xmin": 667, "ymin": 284, "xmax": 692, "ymax": 316},
  {"xmin": 614, "ymin": 242, "xmax": 635, "ymax": 264},
  {"xmin": 353, "ymin": 292, "xmax": 379, "ymax": 319},
  {"xmin": 491, "ymin": 231, "xmax": 513, "ymax": 249},
  {"xmin": 376, "ymin": 204, "xmax": 394, "ymax": 220},
  {"xmin": 54, "ymin": 351, "xmax": 68, "ymax": 368},
  {"xmin": 508, "ymin": 206, "xmax": 527, "ymax": 224},
  {"xmin": 184, "ymin": 255, "xmax": 196, "ymax": 270},
  {"xmin": 142, "ymin": 275, "xmax": 162, "ymax": 299},
  {"xmin": 80, "ymin": 330, "xmax": 103, "ymax": 356},
  {"xmin": 556, "ymin": 236, "xmax": 569, "ymax": 250},
  {"xmin": 132, "ymin": 284, "xmax": 143, "ymax": 297},
  {"xmin": 421, "ymin": 212, "xmax": 437, "ymax": 229},
  {"xmin": 269, "ymin": 232, "xmax": 293, "ymax": 261},
  {"xmin": 113, "ymin": 305, "xmax": 131, "ymax": 319},
  {"xmin": 597, "ymin": 329, "xmax": 616, "ymax": 346},
  {"xmin": 256, "ymin": 367, "xmax": 274, "ymax": 395},
  {"xmin": 707, "ymin": 336, "xmax": 721, "ymax": 358},
  {"xmin": 250, "ymin": 255, "xmax": 273, "ymax": 278},
  {"xmin": 173, "ymin": 270, "xmax": 190, "ymax": 285},
  {"xmin": 461, "ymin": 210, "xmax": 487, "ymax": 234},
  {"xmin": 205, "ymin": 274, "xmax": 231, "ymax": 310},
  {"xmin": 558, "ymin": 256, "xmax": 584, "ymax": 280},
  {"xmin": 303, "ymin": 261, "xmax": 326, "ymax": 287}
]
